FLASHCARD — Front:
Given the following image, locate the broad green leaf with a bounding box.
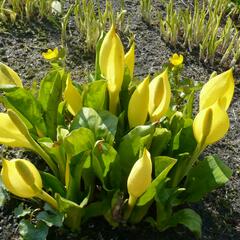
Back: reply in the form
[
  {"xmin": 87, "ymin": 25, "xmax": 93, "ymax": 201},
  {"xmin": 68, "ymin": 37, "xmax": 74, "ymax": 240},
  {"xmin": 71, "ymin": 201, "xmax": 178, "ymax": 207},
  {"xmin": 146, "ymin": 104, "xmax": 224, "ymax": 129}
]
[
  {"xmin": 83, "ymin": 80, "xmax": 107, "ymax": 110},
  {"xmin": 4, "ymin": 88, "xmax": 47, "ymax": 136},
  {"xmin": 92, "ymin": 142, "xmax": 117, "ymax": 187},
  {"xmin": 184, "ymin": 155, "xmax": 232, "ymax": 202},
  {"xmin": 40, "ymin": 172, "xmax": 66, "ymax": 197},
  {"xmin": 19, "ymin": 219, "xmax": 48, "ymax": 240},
  {"xmin": 14, "ymin": 203, "xmax": 31, "ymax": 218},
  {"xmin": 137, "ymin": 156, "xmax": 176, "ymax": 206},
  {"xmin": 64, "ymin": 127, "xmax": 94, "ymax": 156},
  {"xmin": 38, "ymin": 70, "xmax": 64, "ymax": 139},
  {"xmin": 71, "ymin": 107, "xmax": 118, "ymax": 144},
  {"xmin": 118, "ymin": 124, "xmax": 155, "ymax": 186},
  {"xmin": 150, "ymin": 128, "xmax": 171, "ymax": 157},
  {"xmin": 183, "ymin": 90, "xmax": 195, "ymax": 118},
  {"xmin": 167, "ymin": 209, "xmax": 202, "ymax": 238},
  {"xmin": 36, "ymin": 204, "xmax": 64, "ymax": 227},
  {"xmin": 56, "ymin": 194, "xmax": 84, "ymax": 231},
  {"xmin": 172, "ymin": 119, "xmax": 197, "ymax": 154}
]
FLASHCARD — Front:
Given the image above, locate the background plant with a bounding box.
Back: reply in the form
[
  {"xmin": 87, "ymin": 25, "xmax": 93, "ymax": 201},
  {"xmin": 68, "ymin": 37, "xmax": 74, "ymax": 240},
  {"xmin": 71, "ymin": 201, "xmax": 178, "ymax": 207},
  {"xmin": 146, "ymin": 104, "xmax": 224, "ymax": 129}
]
[
  {"xmin": 140, "ymin": 0, "xmax": 152, "ymax": 24},
  {"xmin": 158, "ymin": 0, "xmax": 240, "ymax": 67}
]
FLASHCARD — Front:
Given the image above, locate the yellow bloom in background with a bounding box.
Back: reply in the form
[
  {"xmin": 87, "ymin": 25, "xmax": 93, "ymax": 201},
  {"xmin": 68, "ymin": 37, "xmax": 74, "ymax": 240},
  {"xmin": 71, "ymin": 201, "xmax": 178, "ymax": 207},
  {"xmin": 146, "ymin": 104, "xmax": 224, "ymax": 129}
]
[
  {"xmin": 200, "ymin": 69, "xmax": 234, "ymax": 111},
  {"xmin": 99, "ymin": 25, "xmax": 125, "ymax": 114},
  {"xmin": 0, "ymin": 113, "xmax": 33, "ymax": 149},
  {"xmin": 169, "ymin": 53, "xmax": 183, "ymax": 66},
  {"xmin": 193, "ymin": 100, "xmax": 229, "ymax": 146},
  {"xmin": 64, "ymin": 74, "xmax": 82, "ymax": 116},
  {"xmin": 124, "ymin": 42, "xmax": 135, "ymax": 79},
  {"xmin": 127, "ymin": 148, "xmax": 152, "ymax": 200},
  {"xmin": 1, "ymin": 159, "xmax": 42, "ymax": 198},
  {"xmin": 42, "ymin": 48, "xmax": 59, "ymax": 60},
  {"xmin": 148, "ymin": 70, "xmax": 171, "ymax": 122},
  {"xmin": 128, "ymin": 75, "xmax": 149, "ymax": 128},
  {"xmin": 0, "ymin": 62, "xmax": 23, "ymax": 87}
]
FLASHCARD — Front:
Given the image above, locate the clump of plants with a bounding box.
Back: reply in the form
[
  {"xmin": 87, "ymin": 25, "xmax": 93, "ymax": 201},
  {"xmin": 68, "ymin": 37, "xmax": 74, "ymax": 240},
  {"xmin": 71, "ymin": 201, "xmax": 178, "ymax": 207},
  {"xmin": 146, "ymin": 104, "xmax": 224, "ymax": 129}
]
[
  {"xmin": 74, "ymin": 0, "xmax": 128, "ymax": 52},
  {"xmin": 0, "ymin": 25, "xmax": 235, "ymax": 239},
  {"xmin": 140, "ymin": 0, "xmax": 152, "ymax": 24},
  {"xmin": 0, "ymin": 0, "xmax": 62, "ymax": 23},
  {"xmin": 159, "ymin": 0, "xmax": 240, "ymax": 66}
]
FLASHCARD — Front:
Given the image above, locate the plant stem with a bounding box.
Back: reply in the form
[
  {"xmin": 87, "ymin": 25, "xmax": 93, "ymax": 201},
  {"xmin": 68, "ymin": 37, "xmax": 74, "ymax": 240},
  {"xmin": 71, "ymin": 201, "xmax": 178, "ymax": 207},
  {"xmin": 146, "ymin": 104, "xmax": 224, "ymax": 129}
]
[
  {"xmin": 124, "ymin": 195, "xmax": 137, "ymax": 221},
  {"xmin": 38, "ymin": 190, "xmax": 58, "ymax": 209}
]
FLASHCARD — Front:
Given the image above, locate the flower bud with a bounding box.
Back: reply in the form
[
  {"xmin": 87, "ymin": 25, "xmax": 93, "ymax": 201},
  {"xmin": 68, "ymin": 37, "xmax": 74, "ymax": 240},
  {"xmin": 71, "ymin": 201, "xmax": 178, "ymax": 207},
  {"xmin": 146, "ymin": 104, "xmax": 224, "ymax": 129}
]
[
  {"xmin": 127, "ymin": 148, "xmax": 152, "ymax": 199},
  {"xmin": 124, "ymin": 42, "xmax": 135, "ymax": 79},
  {"xmin": 1, "ymin": 159, "xmax": 42, "ymax": 198},
  {"xmin": 148, "ymin": 70, "xmax": 171, "ymax": 122},
  {"xmin": 128, "ymin": 76, "xmax": 149, "ymax": 128},
  {"xmin": 64, "ymin": 74, "xmax": 82, "ymax": 116},
  {"xmin": 200, "ymin": 69, "xmax": 234, "ymax": 111},
  {"xmin": 99, "ymin": 25, "xmax": 124, "ymax": 113},
  {"xmin": 0, "ymin": 62, "xmax": 23, "ymax": 87},
  {"xmin": 0, "ymin": 113, "xmax": 33, "ymax": 149},
  {"xmin": 193, "ymin": 100, "xmax": 229, "ymax": 145}
]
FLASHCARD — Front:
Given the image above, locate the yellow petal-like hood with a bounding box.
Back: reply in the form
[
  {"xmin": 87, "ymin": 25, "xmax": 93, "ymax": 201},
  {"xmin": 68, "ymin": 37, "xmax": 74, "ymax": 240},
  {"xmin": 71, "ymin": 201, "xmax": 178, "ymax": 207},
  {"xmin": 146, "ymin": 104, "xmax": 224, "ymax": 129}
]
[
  {"xmin": 42, "ymin": 48, "xmax": 59, "ymax": 60},
  {"xmin": 127, "ymin": 148, "xmax": 152, "ymax": 199},
  {"xmin": 124, "ymin": 42, "xmax": 135, "ymax": 79},
  {"xmin": 0, "ymin": 113, "xmax": 33, "ymax": 149},
  {"xmin": 193, "ymin": 100, "xmax": 230, "ymax": 145},
  {"xmin": 0, "ymin": 62, "xmax": 23, "ymax": 87},
  {"xmin": 99, "ymin": 25, "xmax": 125, "ymax": 113},
  {"xmin": 200, "ymin": 69, "xmax": 234, "ymax": 111},
  {"xmin": 1, "ymin": 159, "xmax": 42, "ymax": 198},
  {"xmin": 149, "ymin": 70, "xmax": 171, "ymax": 122},
  {"xmin": 64, "ymin": 74, "xmax": 82, "ymax": 116},
  {"xmin": 128, "ymin": 75, "xmax": 149, "ymax": 128}
]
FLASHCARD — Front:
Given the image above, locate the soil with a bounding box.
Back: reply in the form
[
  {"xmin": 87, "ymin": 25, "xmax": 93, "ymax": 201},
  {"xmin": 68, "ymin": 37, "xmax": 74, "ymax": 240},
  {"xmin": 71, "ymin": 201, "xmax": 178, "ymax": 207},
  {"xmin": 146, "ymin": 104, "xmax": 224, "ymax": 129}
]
[{"xmin": 0, "ymin": 0, "xmax": 239, "ymax": 239}]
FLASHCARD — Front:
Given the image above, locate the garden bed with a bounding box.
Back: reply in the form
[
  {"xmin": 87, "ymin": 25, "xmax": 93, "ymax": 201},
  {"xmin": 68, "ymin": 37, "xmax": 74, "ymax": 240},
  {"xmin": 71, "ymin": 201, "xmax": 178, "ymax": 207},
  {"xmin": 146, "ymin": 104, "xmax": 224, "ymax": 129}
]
[{"xmin": 0, "ymin": 0, "xmax": 239, "ymax": 239}]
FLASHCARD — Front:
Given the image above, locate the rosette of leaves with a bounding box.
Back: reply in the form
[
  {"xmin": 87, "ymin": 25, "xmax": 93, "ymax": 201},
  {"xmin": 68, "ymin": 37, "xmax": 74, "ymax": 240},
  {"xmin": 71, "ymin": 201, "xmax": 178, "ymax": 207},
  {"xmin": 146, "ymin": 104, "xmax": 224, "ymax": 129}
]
[{"xmin": 0, "ymin": 26, "xmax": 234, "ymax": 238}]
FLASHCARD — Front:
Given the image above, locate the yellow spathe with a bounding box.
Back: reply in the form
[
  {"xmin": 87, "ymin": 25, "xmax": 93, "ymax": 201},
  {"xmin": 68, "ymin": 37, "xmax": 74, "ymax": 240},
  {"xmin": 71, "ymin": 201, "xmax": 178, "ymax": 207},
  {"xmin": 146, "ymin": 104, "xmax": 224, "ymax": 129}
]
[
  {"xmin": 0, "ymin": 62, "xmax": 23, "ymax": 87},
  {"xmin": 200, "ymin": 69, "xmax": 234, "ymax": 111},
  {"xmin": 64, "ymin": 74, "xmax": 82, "ymax": 116},
  {"xmin": 99, "ymin": 25, "xmax": 124, "ymax": 114},
  {"xmin": 0, "ymin": 113, "xmax": 33, "ymax": 149},
  {"xmin": 1, "ymin": 159, "xmax": 42, "ymax": 198},
  {"xmin": 148, "ymin": 70, "xmax": 171, "ymax": 122},
  {"xmin": 127, "ymin": 148, "xmax": 152, "ymax": 199},
  {"xmin": 124, "ymin": 42, "xmax": 135, "ymax": 79},
  {"xmin": 193, "ymin": 100, "xmax": 229, "ymax": 145},
  {"xmin": 128, "ymin": 75, "xmax": 149, "ymax": 128}
]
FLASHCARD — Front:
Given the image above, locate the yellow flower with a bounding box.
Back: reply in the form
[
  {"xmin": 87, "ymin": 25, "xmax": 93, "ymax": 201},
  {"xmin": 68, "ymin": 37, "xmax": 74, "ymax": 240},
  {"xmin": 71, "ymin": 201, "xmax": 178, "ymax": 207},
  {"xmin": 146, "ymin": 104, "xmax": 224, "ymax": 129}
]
[
  {"xmin": 127, "ymin": 148, "xmax": 152, "ymax": 200},
  {"xmin": 42, "ymin": 48, "xmax": 59, "ymax": 60},
  {"xmin": 1, "ymin": 159, "xmax": 42, "ymax": 198},
  {"xmin": 169, "ymin": 53, "xmax": 183, "ymax": 66},
  {"xmin": 99, "ymin": 25, "xmax": 124, "ymax": 114},
  {"xmin": 128, "ymin": 75, "xmax": 149, "ymax": 128},
  {"xmin": 124, "ymin": 42, "xmax": 135, "ymax": 79},
  {"xmin": 200, "ymin": 69, "xmax": 234, "ymax": 111},
  {"xmin": 64, "ymin": 74, "xmax": 82, "ymax": 116},
  {"xmin": 193, "ymin": 100, "xmax": 229, "ymax": 146},
  {"xmin": 0, "ymin": 113, "xmax": 33, "ymax": 149},
  {"xmin": 148, "ymin": 70, "xmax": 171, "ymax": 122},
  {"xmin": 0, "ymin": 62, "xmax": 23, "ymax": 87}
]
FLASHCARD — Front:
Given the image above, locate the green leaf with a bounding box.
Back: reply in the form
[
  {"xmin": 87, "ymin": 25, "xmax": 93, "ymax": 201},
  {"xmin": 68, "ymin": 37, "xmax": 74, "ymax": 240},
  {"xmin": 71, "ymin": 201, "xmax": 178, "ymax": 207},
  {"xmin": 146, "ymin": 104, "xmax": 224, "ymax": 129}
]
[
  {"xmin": 137, "ymin": 156, "xmax": 176, "ymax": 206},
  {"xmin": 14, "ymin": 203, "xmax": 31, "ymax": 218},
  {"xmin": 38, "ymin": 70, "xmax": 64, "ymax": 140},
  {"xmin": 56, "ymin": 194, "xmax": 84, "ymax": 231},
  {"xmin": 4, "ymin": 88, "xmax": 47, "ymax": 136},
  {"xmin": 118, "ymin": 124, "xmax": 155, "ymax": 186},
  {"xmin": 0, "ymin": 176, "xmax": 9, "ymax": 207},
  {"xmin": 167, "ymin": 209, "xmax": 202, "ymax": 238},
  {"xmin": 36, "ymin": 204, "xmax": 64, "ymax": 227},
  {"xmin": 92, "ymin": 142, "xmax": 117, "ymax": 187},
  {"xmin": 184, "ymin": 155, "xmax": 232, "ymax": 202},
  {"xmin": 150, "ymin": 128, "xmax": 171, "ymax": 157},
  {"xmin": 40, "ymin": 172, "xmax": 66, "ymax": 197},
  {"xmin": 83, "ymin": 80, "xmax": 107, "ymax": 111},
  {"xmin": 64, "ymin": 127, "xmax": 95, "ymax": 156},
  {"xmin": 183, "ymin": 90, "xmax": 195, "ymax": 118},
  {"xmin": 19, "ymin": 219, "xmax": 48, "ymax": 240},
  {"xmin": 71, "ymin": 107, "xmax": 118, "ymax": 144}
]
